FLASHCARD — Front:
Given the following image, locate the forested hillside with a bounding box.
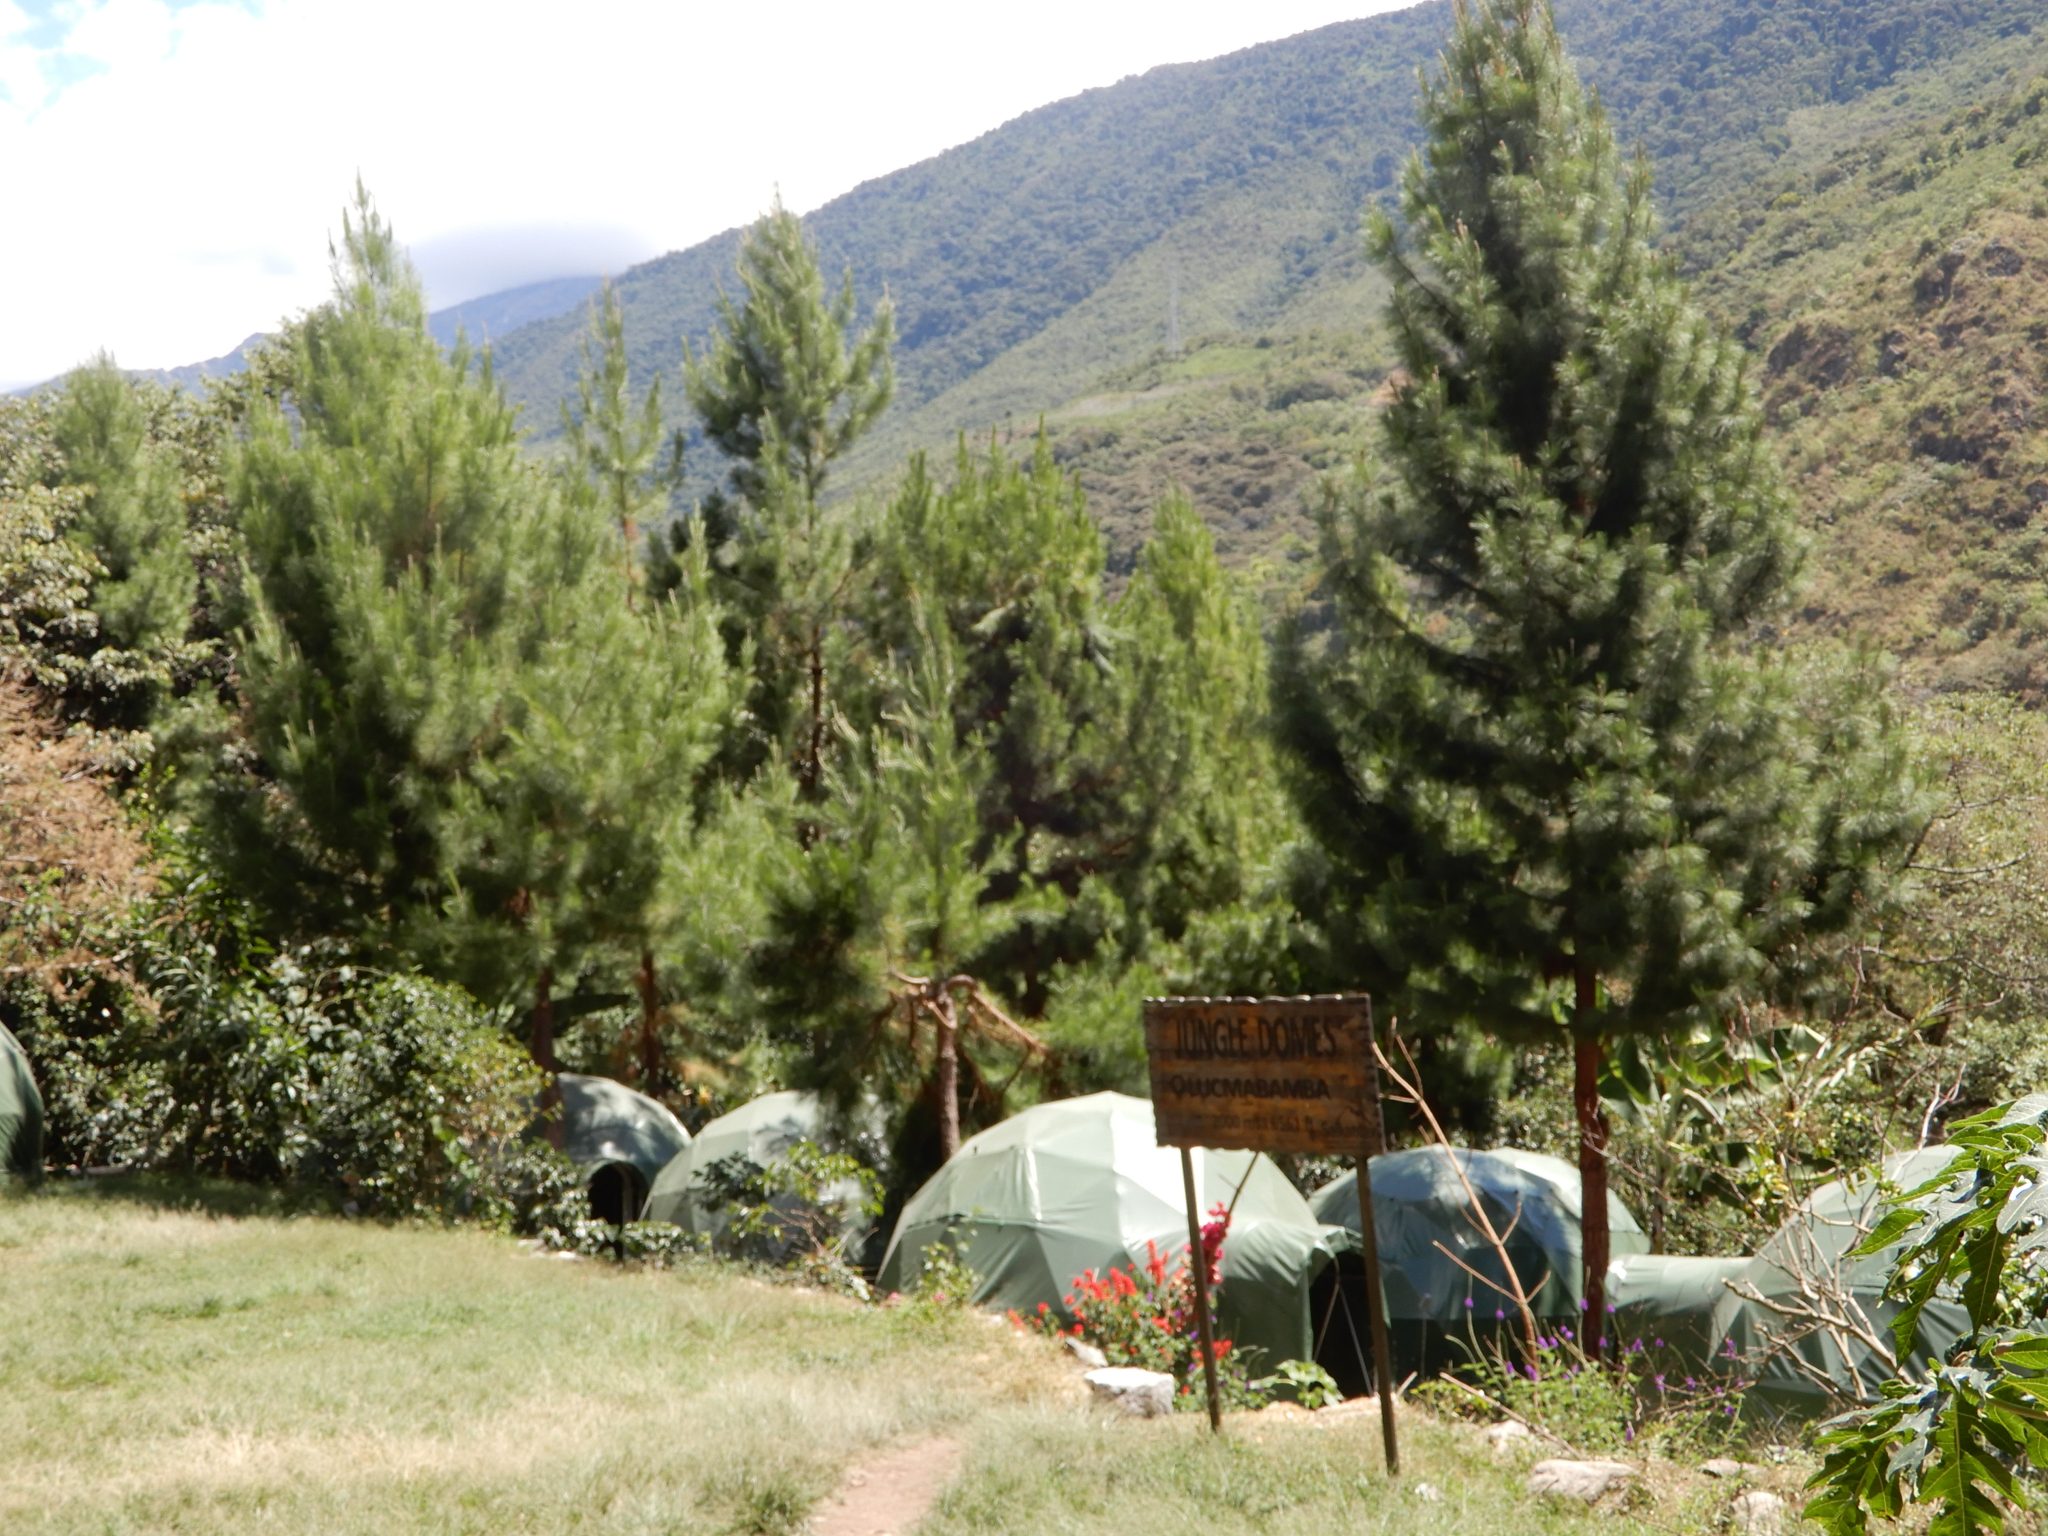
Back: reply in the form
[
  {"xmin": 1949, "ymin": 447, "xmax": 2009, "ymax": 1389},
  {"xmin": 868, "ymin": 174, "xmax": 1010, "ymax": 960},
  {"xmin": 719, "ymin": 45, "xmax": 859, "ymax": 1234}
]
[{"xmin": 481, "ymin": 1, "xmax": 2047, "ymax": 650}]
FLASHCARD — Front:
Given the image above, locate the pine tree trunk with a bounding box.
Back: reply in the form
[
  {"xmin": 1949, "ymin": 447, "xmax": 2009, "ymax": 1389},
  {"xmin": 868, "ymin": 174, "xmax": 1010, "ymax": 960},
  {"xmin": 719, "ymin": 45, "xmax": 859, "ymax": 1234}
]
[
  {"xmin": 533, "ymin": 965, "xmax": 563, "ymax": 1151},
  {"xmin": 634, "ymin": 947, "xmax": 662, "ymax": 1091},
  {"xmin": 935, "ymin": 991, "xmax": 961, "ymax": 1161},
  {"xmin": 805, "ymin": 625, "xmax": 827, "ymax": 792},
  {"xmin": 1573, "ymin": 965, "xmax": 1611, "ymax": 1363}
]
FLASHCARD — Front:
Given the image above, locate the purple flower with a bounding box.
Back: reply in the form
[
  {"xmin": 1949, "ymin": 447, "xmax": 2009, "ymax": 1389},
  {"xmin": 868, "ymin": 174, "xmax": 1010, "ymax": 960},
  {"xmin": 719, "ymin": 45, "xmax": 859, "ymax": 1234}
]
[{"xmin": 1464, "ymin": 1297, "xmax": 1474, "ymax": 1309}]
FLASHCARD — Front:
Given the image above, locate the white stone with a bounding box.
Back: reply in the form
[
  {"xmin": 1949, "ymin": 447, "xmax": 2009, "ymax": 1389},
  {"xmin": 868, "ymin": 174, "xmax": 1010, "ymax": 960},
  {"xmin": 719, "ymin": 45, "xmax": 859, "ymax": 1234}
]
[
  {"xmin": 1527, "ymin": 1458, "xmax": 1637, "ymax": 1504},
  {"xmin": 1701, "ymin": 1457, "xmax": 1750, "ymax": 1479},
  {"xmin": 1063, "ymin": 1337, "xmax": 1109, "ymax": 1369},
  {"xmin": 1083, "ymin": 1366, "xmax": 1176, "ymax": 1417},
  {"xmin": 1484, "ymin": 1420, "xmax": 1534, "ymax": 1457},
  {"xmin": 1730, "ymin": 1490, "xmax": 1788, "ymax": 1536},
  {"xmin": 1413, "ymin": 1482, "xmax": 1444, "ymax": 1503}
]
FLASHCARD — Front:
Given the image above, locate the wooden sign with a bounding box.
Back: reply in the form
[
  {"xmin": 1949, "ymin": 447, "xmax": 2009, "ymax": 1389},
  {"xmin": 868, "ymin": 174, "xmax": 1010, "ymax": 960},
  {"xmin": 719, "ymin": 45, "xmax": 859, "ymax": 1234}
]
[
  {"xmin": 1144, "ymin": 992, "xmax": 1400, "ymax": 1472},
  {"xmin": 1143, "ymin": 994, "xmax": 1375, "ymax": 1155}
]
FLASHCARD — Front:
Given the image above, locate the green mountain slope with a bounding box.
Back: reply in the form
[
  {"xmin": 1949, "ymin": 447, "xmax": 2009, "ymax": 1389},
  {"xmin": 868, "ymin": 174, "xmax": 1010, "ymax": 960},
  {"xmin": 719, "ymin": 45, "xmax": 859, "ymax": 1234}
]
[{"xmin": 481, "ymin": 0, "xmax": 2047, "ymax": 681}]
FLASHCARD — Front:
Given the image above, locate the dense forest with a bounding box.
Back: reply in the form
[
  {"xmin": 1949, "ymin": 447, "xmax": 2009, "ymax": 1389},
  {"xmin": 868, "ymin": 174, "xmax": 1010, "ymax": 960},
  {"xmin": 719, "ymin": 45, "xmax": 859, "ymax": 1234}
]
[{"xmin": 7, "ymin": 2, "xmax": 2048, "ymax": 1523}]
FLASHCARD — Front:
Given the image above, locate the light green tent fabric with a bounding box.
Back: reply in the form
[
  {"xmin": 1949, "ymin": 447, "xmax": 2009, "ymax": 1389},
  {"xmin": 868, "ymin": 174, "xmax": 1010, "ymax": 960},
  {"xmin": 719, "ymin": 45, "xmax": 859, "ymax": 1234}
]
[
  {"xmin": 2, "ymin": 1023, "xmax": 44, "ymax": 1181},
  {"xmin": 643, "ymin": 1090, "xmax": 876, "ymax": 1256},
  {"xmin": 1608, "ymin": 1253, "xmax": 1749, "ymax": 1367},
  {"xmin": 556, "ymin": 1074, "xmax": 689, "ymax": 1221},
  {"xmin": 1311, "ymin": 1147, "xmax": 1650, "ymax": 1324},
  {"xmin": 876, "ymin": 1091, "xmax": 1358, "ymax": 1374},
  {"xmin": 1712, "ymin": 1147, "xmax": 1970, "ymax": 1420}
]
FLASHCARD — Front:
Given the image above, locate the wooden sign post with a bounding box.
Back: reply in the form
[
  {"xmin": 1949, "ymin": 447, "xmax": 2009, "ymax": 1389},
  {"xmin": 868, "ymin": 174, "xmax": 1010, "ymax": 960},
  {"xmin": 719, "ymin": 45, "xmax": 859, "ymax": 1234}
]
[{"xmin": 1143, "ymin": 994, "xmax": 1399, "ymax": 1470}]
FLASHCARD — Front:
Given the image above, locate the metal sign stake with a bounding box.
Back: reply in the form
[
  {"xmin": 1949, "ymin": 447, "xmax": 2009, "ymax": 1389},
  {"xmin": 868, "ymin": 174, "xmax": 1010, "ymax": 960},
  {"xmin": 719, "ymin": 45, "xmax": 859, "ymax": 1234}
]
[
  {"xmin": 1180, "ymin": 1146, "xmax": 1225, "ymax": 1433},
  {"xmin": 1354, "ymin": 1001, "xmax": 1400, "ymax": 1473}
]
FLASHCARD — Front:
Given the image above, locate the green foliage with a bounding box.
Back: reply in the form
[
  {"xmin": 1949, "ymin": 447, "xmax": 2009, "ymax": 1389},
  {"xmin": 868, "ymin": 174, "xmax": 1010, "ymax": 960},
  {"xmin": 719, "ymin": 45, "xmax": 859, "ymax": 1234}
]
[
  {"xmin": 694, "ymin": 1137, "xmax": 883, "ymax": 1271},
  {"xmin": 1808, "ymin": 1097, "xmax": 2048, "ymax": 1535},
  {"xmin": 8, "ymin": 861, "xmax": 541, "ymax": 1217},
  {"xmin": 216, "ymin": 188, "xmax": 734, "ymax": 1049},
  {"xmin": 1269, "ymin": 1358, "xmax": 1342, "ymax": 1409},
  {"xmin": 50, "ymin": 357, "xmax": 196, "ymax": 660},
  {"xmin": 1275, "ymin": 0, "xmax": 1925, "ymax": 1337},
  {"xmin": 685, "ymin": 197, "xmax": 895, "ymax": 505},
  {"xmin": 905, "ymin": 1225, "xmax": 982, "ymax": 1310},
  {"xmin": 0, "ymin": 398, "xmax": 95, "ymax": 673},
  {"xmin": 670, "ymin": 201, "xmax": 893, "ymax": 804}
]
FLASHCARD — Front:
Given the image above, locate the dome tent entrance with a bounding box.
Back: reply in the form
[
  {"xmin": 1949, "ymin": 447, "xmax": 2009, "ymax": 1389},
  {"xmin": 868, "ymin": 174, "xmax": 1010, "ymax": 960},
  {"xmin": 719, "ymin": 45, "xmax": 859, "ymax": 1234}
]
[
  {"xmin": 556, "ymin": 1074, "xmax": 690, "ymax": 1224},
  {"xmin": 1311, "ymin": 1146, "xmax": 1650, "ymax": 1377},
  {"xmin": 877, "ymin": 1091, "xmax": 1365, "ymax": 1380},
  {"xmin": 2, "ymin": 1023, "xmax": 43, "ymax": 1180}
]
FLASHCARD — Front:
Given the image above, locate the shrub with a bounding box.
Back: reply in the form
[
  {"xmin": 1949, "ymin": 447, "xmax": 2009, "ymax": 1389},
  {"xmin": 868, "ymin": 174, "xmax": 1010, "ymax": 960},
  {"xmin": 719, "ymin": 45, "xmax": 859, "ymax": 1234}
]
[
  {"xmin": 695, "ymin": 1138, "xmax": 882, "ymax": 1295},
  {"xmin": 1017, "ymin": 1203, "xmax": 1266, "ymax": 1411},
  {"xmin": 9, "ymin": 869, "xmax": 543, "ymax": 1217}
]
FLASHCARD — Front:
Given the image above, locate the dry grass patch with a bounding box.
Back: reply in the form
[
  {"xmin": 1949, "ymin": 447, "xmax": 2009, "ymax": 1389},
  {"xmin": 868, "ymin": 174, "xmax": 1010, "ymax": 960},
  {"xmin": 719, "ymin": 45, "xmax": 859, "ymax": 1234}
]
[{"xmin": 0, "ymin": 1180, "xmax": 1063, "ymax": 1535}]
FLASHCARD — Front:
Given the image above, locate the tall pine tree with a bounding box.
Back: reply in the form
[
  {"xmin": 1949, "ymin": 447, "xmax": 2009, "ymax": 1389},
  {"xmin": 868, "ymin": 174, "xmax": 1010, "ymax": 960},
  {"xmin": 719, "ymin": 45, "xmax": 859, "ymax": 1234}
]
[
  {"xmin": 1275, "ymin": 0, "xmax": 1923, "ymax": 1348},
  {"xmin": 222, "ymin": 188, "xmax": 736, "ymax": 1086},
  {"xmin": 679, "ymin": 198, "xmax": 894, "ymax": 810}
]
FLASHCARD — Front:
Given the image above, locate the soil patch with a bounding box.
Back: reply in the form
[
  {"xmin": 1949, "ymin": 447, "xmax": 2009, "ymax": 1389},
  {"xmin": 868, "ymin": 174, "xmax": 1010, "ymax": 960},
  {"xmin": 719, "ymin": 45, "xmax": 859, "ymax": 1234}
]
[{"xmin": 810, "ymin": 1436, "xmax": 964, "ymax": 1536}]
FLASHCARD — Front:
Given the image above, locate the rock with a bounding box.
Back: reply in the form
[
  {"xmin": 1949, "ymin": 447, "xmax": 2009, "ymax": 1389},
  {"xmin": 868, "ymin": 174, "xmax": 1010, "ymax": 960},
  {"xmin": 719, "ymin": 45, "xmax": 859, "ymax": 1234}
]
[
  {"xmin": 1700, "ymin": 1457, "xmax": 1749, "ymax": 1479},
  {"xmin": 1527, "ymin": 1459, "xmax": 1637, "ymax": 1504},
  {"xmin": 1083, "ymin": 1366, "xmax": 1175, "ymax": 1418},
  {"xmin": 1982, "ymin": 240, "xmax": 2025, "ymax": 278},
  {"xmin": 1484, "ymin": 1420, "xmax": 1535, "ymax": 1458},
  {"xmin": 1730, "ymin": 1489, "xmax": 1789, "ymax": 1535},
  {"xmin": 1413, "ymin": 1482, "xmax": 1444, "ymax": 1503},
  {"xmin": 1063, "ymin": 1337, "xmax": 1108, "ymax": 1369}
]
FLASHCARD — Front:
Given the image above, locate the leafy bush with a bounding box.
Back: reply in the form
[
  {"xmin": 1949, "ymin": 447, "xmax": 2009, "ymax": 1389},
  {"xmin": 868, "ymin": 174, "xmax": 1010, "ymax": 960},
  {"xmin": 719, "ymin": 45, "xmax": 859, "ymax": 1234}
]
[
  {"xmin": 1269, "ymin": 1359, "xmax": 1342, "ymax": 1409},
  {"xmin": 905, "ymin": 1226, "xmax": 981, "ymax": 1310},
  {"xmin": 1808, "ymin": 1098, "xmax": 2048, "ymax": 1535},
  {"xmin": 8, "ymin": 865, "xmax": 543, "ymax": 1217},
  {"xmin": 695, "ymin": 1138, "xmax": 882, "ymax": 1296}
]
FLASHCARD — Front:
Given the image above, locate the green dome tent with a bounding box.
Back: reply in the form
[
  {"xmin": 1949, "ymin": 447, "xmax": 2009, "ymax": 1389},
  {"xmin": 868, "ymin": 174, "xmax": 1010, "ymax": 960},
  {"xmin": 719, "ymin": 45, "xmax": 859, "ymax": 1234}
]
[
  {"xmin": 1607, "ymin": 1253, "xmax": 1749, "ymax": 1369},
  {"xmin": 2, "ymin": 1024, "xmax": 43, "ymax": 1180},
  {"xmin": 876, "ymin": 1092, "xmax": 1364, "ymax": 1381},
  {"xmin": 556, "ymin": 1074, "xmax": 689, "ymax": 1224},
  {"xmin": 644, "ymin": 1090, "xmax": 878, "ymax": 1258},
  {"xmin": 1310, "ymin": 1147, "xmax": 1650, "ymax": 1376},
  {"xmin": 1711, "ymin": 1147, "xmax": 1969, "ymax": 1421}
]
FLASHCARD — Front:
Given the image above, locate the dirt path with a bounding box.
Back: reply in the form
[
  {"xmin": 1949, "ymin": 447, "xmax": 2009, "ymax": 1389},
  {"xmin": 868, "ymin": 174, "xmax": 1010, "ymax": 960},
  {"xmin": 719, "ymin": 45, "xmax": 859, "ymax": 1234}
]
[{"xmin": 810, "ymin": 1436, "xmax": 964, "ymax": 1536}]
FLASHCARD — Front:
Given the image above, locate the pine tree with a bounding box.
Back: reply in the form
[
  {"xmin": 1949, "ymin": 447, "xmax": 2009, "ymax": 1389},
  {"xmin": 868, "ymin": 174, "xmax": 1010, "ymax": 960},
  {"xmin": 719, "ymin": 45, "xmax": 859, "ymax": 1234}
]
[
  {"xmin": 50, "ymin": 359, "xmax": 194, "ymax": 657},
  {"xmin": 548, "ymin": 285, "xmax": 734, "ymax": 1089},
  {"xmin": 680, "ymin": 199, "xmax": 894, "ymax": 808},
  {"xmin": 1274, "ymin": 0, "xmax": 1923, "ymax": 1350},
  {"xmin": 865, "ymin": 436, "xmax": 1124, "ymax": 1015},
  {"xmin": 44, "ymin": 358, "xmax": 198, "ymax": 753},
  {"xmin": 221, "ymin": 188, "xmax": 738, "ymax": 1092},
  {"xmin": 222, "ymin": 188, "xmax": 542, "ymax": 941},
  {"xmin": 686, "ymin": 197, "xmax": 894, "ymax": 508}
]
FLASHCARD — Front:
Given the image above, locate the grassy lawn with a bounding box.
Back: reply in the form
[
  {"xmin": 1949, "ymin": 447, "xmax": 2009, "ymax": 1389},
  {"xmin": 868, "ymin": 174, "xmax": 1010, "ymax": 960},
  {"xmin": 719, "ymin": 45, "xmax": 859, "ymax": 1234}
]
[{"xmin": 2, "ymin": 1182, "xmax": 1802, "ymax": 1534}]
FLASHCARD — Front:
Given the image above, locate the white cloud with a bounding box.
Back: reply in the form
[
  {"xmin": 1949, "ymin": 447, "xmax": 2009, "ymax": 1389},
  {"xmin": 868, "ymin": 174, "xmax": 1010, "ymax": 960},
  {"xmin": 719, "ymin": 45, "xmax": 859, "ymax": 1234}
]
[{"xmin": 0, "ymin": 0, "xmax": 1418, "ymax": 384}]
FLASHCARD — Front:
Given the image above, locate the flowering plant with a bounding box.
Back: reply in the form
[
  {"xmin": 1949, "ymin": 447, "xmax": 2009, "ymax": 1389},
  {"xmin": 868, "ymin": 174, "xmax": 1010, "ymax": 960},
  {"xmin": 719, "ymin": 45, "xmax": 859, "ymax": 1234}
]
[{"xmin": 1013, "ymin": 1202, "xmax": 1261, "ymax": 1409}]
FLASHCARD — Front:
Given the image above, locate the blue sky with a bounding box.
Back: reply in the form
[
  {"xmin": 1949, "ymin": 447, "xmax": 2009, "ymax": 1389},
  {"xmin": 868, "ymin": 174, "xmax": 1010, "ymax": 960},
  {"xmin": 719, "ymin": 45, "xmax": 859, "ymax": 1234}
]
[{"xmin": 0, "ymin": 0, "xmax": 1417, "ymax": 387}]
